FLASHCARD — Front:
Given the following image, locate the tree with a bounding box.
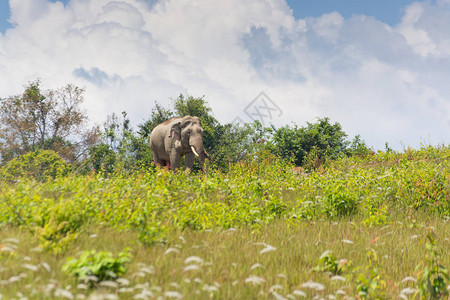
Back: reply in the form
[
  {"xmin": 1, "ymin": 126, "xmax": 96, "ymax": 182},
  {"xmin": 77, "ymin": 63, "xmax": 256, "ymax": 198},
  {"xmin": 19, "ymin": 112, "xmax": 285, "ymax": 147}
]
[
  {"xmin": 171, "ymin": 94, "xmax": 219, "ymax": 156},
  {"xmin": 270, "ymin": 118, "xmax": 350, "ymax": 167},
  {"xmin": 138, "ymin": 102, "xmax": 173, "ymax": 138},
  {"xmin": 0, "ymin": 80, "xmax": 99, "ymax": 164}
]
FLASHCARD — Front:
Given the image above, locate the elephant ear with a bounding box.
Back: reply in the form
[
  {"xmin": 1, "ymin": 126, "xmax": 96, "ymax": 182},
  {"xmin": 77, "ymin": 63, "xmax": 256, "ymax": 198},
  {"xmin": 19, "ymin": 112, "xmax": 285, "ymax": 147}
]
[{"xmin": 168, "ymin": 122, "xmax": 181, "ymax": 139}]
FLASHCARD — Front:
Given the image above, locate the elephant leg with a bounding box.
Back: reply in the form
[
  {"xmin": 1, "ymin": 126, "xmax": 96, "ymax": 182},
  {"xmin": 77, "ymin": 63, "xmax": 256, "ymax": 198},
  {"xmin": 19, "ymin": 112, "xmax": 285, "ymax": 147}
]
[
  {"xmin": 169, "ymin": 151, "xmax": 181, "ymax": 170},
  {"xmin": 153, "ymin": 156, "xmax": 166, "ymax": 167},
  {"xmin": 184, "ymin": 152, "xmax": 195, "ymax": 173}
]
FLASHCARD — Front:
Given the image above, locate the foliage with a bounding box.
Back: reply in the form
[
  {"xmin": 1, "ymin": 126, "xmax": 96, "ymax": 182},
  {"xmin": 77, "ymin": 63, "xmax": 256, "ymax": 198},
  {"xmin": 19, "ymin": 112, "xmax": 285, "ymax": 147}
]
[
  {"xmin": 138, "ymin": 102, "xmax": 173, "ymax": 137},
  {"xmin": 313, "ymin": 250, "xmax": 347, "ymax": 276},
  {"xmin": 416, "ymin": 233, "xmax": 449, "ymax": 299},
  {"xmin": 269, "ymin": 117, "xmax": 351, "ymax": 168},
  {"xmin": 0, "ymin": 79, "xmax": 99, "ymax": 164},
  {"xmin": 0, "ymin": 145, "xmax": 448, "ymax": 298},
  {"xmin": 354, "ymin": 249, "xmax": 387, "ymax": 299},
  {"xmin": 87, "ymin": 112, "xmax": 153, "ymax": 173},
  {"xmin": 63, "ymin": 248, "xmax": 132, "ymax": 287},
  {"xmin": 87, "ymin": 143, "xmax": 117, "ymax": 174},
  {"xmin": 0, "ymin": 149, "xmax": 70, "ymax": 182}
]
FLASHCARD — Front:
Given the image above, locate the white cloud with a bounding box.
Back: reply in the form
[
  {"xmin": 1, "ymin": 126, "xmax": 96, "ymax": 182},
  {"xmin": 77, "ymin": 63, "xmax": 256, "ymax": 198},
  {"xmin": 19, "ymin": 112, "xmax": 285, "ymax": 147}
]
[{"xmin": 0, "ymin": 0, "xmax": 449, "ymax": 150}]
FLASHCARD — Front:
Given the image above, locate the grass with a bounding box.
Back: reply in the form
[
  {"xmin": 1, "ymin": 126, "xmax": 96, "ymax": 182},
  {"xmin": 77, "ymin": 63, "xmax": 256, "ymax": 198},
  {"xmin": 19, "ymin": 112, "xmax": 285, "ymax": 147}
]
[
  {"xmin": 1, "ymin": 216, "xmax": 449, "ymax": 299},
  {"xmin": 0, "ymin": 145, "xmax": 449, "ymax": 298}
]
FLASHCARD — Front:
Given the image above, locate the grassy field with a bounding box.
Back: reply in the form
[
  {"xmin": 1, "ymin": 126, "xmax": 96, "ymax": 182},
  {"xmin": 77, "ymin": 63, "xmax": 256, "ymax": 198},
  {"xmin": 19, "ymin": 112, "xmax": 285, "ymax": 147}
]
[{"xmin": 0, "ymin": 145, "xmax": 449, "ymax": 299}]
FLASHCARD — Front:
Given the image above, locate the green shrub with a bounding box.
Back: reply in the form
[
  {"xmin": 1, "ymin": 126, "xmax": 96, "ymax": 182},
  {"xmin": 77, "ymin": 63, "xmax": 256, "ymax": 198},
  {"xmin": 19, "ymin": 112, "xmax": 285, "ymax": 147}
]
[
  {"xmin": 416, "ymin": 234, "xmax": 449, "ymax": 299},
  {"xmin": 0, "ymin": 150, "xmax": 70, "ymax": 182},
  {"xmin": 63, "ymin": 248, "xmax": 132, "ymax": 287}
]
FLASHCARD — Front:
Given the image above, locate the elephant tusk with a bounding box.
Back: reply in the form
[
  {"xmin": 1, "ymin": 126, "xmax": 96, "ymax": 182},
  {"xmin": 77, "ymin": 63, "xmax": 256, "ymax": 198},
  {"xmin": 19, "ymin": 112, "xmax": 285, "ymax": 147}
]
[{"xmin": 191, "ymin": 146, "xmax": 200, "ymax": 157}]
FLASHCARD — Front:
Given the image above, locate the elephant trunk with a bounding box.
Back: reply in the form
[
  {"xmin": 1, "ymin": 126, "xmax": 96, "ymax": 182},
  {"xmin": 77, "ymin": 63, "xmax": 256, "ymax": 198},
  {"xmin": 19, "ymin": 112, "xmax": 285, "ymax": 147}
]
[{"xmin": 190, "ymin": 143, "xmax": 206, "ymax": 170}]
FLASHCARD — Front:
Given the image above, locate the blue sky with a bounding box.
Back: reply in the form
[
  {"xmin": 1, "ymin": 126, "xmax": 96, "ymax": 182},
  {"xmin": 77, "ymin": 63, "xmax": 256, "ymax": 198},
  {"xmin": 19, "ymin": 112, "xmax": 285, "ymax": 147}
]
[
  {"xmin": 1, "ymin": 0, "xmax": 412, "ymax": 33},
  {"xmin": 286, "ymin": 0, "xmax": 412, "ymax": 25},
  {"xmin": 0, "ymin": 0, "xmax": 449, "ymax": 150}
]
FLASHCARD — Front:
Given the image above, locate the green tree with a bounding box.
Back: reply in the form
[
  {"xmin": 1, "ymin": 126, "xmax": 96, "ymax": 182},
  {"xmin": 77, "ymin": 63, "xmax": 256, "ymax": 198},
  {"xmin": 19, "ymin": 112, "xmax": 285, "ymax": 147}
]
[
  {"xmin": 172, "ymin": 94, "xmax": 219, "ymax": 153},
  {"xmin": 270, "ymin": 118, "xmax": 350, "ymax": 167},
  {"xmin": 88, "ymin": 112, "xmax": 153, "ymax": 173},
  {"xmin": 0, "ymin": 149, "xmax": 70, "ymax": 182},
  {"xmin": 0, "ymin": 80, "xmax": 99, "ymax": 164},
  {"xmin": 138, "ymin": 102, "xmax": 173, "ymax": 138}
]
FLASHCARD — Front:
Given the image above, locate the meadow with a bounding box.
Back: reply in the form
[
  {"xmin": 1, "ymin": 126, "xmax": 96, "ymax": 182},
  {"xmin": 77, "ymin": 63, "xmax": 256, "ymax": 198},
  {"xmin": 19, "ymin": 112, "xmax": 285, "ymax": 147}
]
[{"xmin": 0, "ymin": 145, "xmax": 449, "ymax": 299}]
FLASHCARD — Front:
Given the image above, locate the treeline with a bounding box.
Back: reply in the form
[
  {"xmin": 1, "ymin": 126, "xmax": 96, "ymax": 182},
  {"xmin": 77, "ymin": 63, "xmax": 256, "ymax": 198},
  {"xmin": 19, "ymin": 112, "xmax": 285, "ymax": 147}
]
[{"xmin": 0, "ymin": 80, "xmax": 373, "ymax": 178}]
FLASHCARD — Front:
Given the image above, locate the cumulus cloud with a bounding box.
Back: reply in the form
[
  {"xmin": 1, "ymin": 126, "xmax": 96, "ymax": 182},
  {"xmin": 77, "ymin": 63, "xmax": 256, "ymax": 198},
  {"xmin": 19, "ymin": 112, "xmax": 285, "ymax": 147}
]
[{"xmin": 0, "ymin": 0, "xmax": 449, "ymax": 149}]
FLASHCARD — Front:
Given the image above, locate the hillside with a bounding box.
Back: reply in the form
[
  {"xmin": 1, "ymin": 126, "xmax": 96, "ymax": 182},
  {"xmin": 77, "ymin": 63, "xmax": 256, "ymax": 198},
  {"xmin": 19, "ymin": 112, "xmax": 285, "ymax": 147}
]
[{"xmin": 0, "ymin": 145, "xmax": 449, "ymax": 299}]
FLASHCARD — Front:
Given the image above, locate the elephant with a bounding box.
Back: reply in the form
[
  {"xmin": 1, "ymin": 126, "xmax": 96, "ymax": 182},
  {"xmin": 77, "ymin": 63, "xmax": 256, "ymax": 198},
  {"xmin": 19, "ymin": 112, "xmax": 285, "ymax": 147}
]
[{"xmin": 149, "ymin": 116, "xmax": 207, "ymax": 172}]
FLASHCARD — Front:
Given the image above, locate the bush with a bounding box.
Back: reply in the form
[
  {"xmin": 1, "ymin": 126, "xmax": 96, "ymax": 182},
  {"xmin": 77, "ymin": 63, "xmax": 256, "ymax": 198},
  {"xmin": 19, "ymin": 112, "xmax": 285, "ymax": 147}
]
[
  {"xmin": 0, "ymin": 150, "xmax": 70, "ymax": 182},
  {"xmin": 63, "ymin": 248, "xmax": 132, "ymax": 287}
]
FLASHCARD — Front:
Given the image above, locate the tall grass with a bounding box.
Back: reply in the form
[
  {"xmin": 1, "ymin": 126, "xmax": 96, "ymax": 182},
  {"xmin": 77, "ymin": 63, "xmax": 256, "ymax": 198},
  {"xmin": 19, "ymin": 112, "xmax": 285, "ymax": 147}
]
[{"xmin": 0, "ymin": 145, "xmax": 449, "ymax": 298}]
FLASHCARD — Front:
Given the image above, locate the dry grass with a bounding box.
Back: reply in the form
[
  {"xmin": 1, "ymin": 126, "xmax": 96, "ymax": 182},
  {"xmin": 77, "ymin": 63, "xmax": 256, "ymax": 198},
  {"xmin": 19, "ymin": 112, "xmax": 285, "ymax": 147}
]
[{"xmin": 1, "ymin": 215, "xmax": 449, "ymax": 299}]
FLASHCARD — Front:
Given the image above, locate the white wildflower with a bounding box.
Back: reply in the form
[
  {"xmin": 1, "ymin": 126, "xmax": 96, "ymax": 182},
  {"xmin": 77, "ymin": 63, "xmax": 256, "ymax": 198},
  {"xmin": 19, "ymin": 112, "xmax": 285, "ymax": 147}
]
[
  {"xmin": 269, "ymin": 284, "xmax": 284, "ymax": 293},
  {"xmin": 99, "ymin": 281, "xmax": 119, "ymax": 289},
  {"xmin": 319, "ymin": 250, "xmax": 333, "ymax": 259},
  {"xmin": 400, "ymin": 287, "xmax": 418, "ymax": 295},
  {"xmin": 335, "ymin": 289, "xmax": 346, "ymax": 295},
  {"xmin": 164, "ymin": 248, "xmax": 180, "ymax": 255},
  {"xmin": 41, "ymin": 262, "xmax": 51, "ymax": 272},
  {"xmin": 260, "ymin": 244, "xmax": 277, "ymax": 254},
  {"xmin": 330, "ymin": 275, "xmax": 346, "ymax": 282},
  {"xmin": 184, "ymin": 256, "xmax": 203, "ymax": 265},
  {"xmin": 54, "ymin": 288, "xmax": 74, "ymax": 299},
  {"xmin": 183, "ymin": 264, "xmax": 201, "ymax": 272},
  {"xmin": 1, "ymin": 245, "xmax": 16, "ymax": 253},
  {"xmin": 134, "ymin": 283, "xmax": 149, "ymax": 290},
  {"xmin": 250, "ymin": 263, "xmax": 265, "ymax": 270},
  {"xmin": 342, "ymin": 239, "xmax": 354, "ymax": 244},
  {"xmin": 164, "ymin": 291, "xmax": 183, "ymax": 299},
  {"xmin": 30, "ymin": 247, "xmax": 43, "ymax": 252},
  {"xmin": 23, "ymin": 264, "xmax": 39, "ymax": 272},
  {"xmin": 401, "ymin": 276, "xmax": 417, "ymax": 283},
  {"xmin": 2, "ymin": 238, "xmax": 19, "ymax": 244},
  {"xmin": 169, "ymin": 282, "xmax": 180, "ymax": 289},
  {"xmin": 116, "ymin": 278, "xmax": 130, "ymax": 286},
  {"xmin": 150, "ymin": 285, "xmax": 162, "ymax": 292},
  {"xmin": 77, "ymin": 284, "xmax": 88, "ymax": 290},
  {"xmin": 271, "ymin": 291, "xmax": 287, "ymax": 300},
  {"xmin": 292, "ymin": 290, "xmax": 306, "ymax": 297},
  {"xmin": 83, "ymin": 275, "xmax": 98, "ymax": 283},
  {"xmin": 133, "ymin": 288, "xmax": 154, "ymax": 299},
  {"xmin": 245, "ymin": 275, "xmax": 265, "ymax": 285},
  {"xmin": 140, "ymin": 266, "xmax": 154, "ymax": 274},
  {"xmin": 301, "ymin": 280, "xmax": 325, "ymax": 291},
  {"xmin": 118, "ymin": 287, "xmax": 134, "ymax": 293},
  {"xmin": 8, "ymin": 276, "xmax": 21, "ymax": 283},
  {"xmin": 202, "ymin": 284, "xmax": 219, "ymax": 292},
  {"xmin": 194, "ymin": 278, "xmax": 202, "ymax": 284}
]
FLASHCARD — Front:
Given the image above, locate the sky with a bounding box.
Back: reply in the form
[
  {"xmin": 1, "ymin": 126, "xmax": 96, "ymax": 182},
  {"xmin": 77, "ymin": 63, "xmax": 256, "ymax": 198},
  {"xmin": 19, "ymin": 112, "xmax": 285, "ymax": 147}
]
[{"xmin": 0, "ymin": 0, "xmax": 449, "ymax": 150}]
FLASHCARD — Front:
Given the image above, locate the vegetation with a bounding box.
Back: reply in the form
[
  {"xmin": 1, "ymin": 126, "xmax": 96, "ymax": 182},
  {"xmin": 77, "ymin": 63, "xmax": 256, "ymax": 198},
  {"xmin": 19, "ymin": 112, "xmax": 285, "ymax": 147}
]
[
  {"xmin": 0, "ymin": 145, "xmax": 449, "ymax": 298},
  {"xmin": 0, "ymin": 80, "xmax": 99, "ymax": 164}
]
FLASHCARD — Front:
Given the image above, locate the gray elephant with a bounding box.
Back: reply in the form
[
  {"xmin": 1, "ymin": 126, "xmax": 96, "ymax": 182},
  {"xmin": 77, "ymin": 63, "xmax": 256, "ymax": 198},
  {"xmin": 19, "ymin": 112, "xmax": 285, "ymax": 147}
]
[{"xmin": 149, "ymin": 116, "xmax": 207, "ymax": 172}]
